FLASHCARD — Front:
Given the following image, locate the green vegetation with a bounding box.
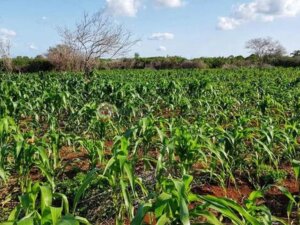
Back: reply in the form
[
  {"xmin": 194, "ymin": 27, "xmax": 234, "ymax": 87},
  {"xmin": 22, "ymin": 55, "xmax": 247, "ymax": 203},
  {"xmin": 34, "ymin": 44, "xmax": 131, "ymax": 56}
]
[
  {"xmin": 0, "ymin": 68, "xmax": 300, "ymax": 224},
  {"xmin": 1, "ymin": 55, "xmax": 300, "ymax": 73}
]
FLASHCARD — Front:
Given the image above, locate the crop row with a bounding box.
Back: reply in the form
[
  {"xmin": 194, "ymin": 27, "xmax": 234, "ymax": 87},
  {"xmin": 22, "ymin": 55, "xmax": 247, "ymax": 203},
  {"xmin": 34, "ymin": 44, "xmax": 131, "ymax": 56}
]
[{"xmin": 0, "ymin": 68, "xmax": 300, "ymax": 224}]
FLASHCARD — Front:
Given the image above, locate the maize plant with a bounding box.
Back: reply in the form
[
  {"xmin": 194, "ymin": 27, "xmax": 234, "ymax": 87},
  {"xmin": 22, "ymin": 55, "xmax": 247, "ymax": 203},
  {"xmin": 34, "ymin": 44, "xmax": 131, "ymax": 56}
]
[
  {"xmin": 0, "ymin": 68, "xmax": 300, "ymax": 224},
  {"xmin": 1, "ymin": 182, "xmax": 90, "ymax": 225}
]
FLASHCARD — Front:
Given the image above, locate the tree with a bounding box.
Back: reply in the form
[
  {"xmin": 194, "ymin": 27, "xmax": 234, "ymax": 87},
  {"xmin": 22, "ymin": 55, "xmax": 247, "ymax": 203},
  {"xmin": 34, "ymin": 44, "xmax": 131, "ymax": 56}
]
[
  {"xmin": 291, "ymin": 50, "xmax": 300, "ymax": 57},
  {"xmin": 0, "ymin": 39, "xmax": 13, "ymax": 72},
  {"xmin": 47, "ymin": 44, "xmax": 84, "ymax": 71},
  {"xmin": 134, "ymin": 52, "xmax": 140, "ymax": 59},
  {"xmin": 245, "ymin": 37, "xmax": 286, "ymax": 58},
  {"xmin": 59, "ymin": 10, "xmax": 138, "ymax": 75}
]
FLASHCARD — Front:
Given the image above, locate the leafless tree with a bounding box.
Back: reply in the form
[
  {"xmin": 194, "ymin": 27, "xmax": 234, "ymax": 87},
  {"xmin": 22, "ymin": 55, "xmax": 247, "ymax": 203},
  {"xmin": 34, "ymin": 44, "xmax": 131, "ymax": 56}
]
[
  {"xmin": 245, "ymin": 37, "xmax": 286, "ymax": 58},
  {"xmin": 0, "ymin": 39, "xmax": 13, "ymax": 72},
  {"xmin": 47, "ymin": 44, "xmax": 85, "ymax": 71},
  {"xmin": 59, "ymin": 10, "xmax": 138, "ymax": 75}
]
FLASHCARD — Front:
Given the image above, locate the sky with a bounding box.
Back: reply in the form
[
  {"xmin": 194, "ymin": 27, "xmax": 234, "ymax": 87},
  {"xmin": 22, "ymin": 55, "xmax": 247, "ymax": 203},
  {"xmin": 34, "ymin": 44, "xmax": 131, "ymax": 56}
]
[{"xmin": 0, "ymin": 0, "xmax": 300, "ymax": 58}]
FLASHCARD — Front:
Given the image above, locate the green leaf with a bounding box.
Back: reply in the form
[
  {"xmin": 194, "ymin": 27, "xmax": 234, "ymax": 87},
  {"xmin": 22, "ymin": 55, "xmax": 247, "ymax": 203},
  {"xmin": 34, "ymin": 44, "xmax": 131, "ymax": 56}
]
[
  {"xmin": 0, "ymin": 166, "xmax": 7, "ymax": 182},
  {"xmin": 14, "ymin": 134, "xmax": 24, "ymax": 159},
  {"xmin": 40, "ymin": 186, "xmax": 53, "ymax": 214},
  {"xmin": 247, "ymin": 191, "xmax": 264, "ymax": 202},
  {"xmin": 196, "ymin": 211, "xmax": 223, "ymax": 225},
  {"xmin": 292, "ymin": 160, "xmax": 300, "ymax": 180},
  {"xmin": 37, "ymin": 147, "xmax": 50, "ymax": 168},
  {"xmin": 156, "ymin": 214, "xmax": 170, "ymax": 225},
  {"xmin": 103, "ymin": 158, "xmax": 115, "ymax": 175},
  {"xmin": 124, "ymin": 163, "xmax": 134, "ymax": 191},
  {"xmin": 58, "ymin": 215, "xmax": 79, "ymax": 225},
  {"xmin": 7, "ymin": 207, "xmax": 20, "ymax": 221},
  {"xmin": 131, "ymin": 203, "xmax": 153, "ymax": 225},
  {"xmin": 74, "ymin": 216, "xmax": 91, "ymax": 225},
  {"xmin": 272, "ymin": 216, "xmax": 288, "ymax": 225},
  {"xmin": 20, "ymin": 194, "xmax": 32, "ymax": 210},
  {"xmin": 54, "ymin": 193, "xmax": 70, "ymax": 215},
  {"xmin": 179, "ymin": 196, "xmax": 190, "ymax": 225},
  {"xmin": 17, "ymin": 217, "xmax": 34, "ymax": 225},
  {"xmin": 173, "ymin": 180, "xmax": 190, "ymax": 225},
  {"xmin": 182, "ymin": 175, "xmax": 193, "ymax": 192},
  {"xmin": 276, "ymin": 186, "xmax": 296, "ymax": 204},
  {"xmin": 50, "ymin": 207, "xmax": 63, "ymax": 225},
  {"xmin": 155, "ymin": 193, "xmax": 171, "ymax": 218},
  {"xmin": 120, "ymin": 179, "xmax": 130, "ymax": 209},
  {"xmin": 35, "ymin": 164, "xmax": 55, "ymax": 191},
  {"xmin": 286, "ymin": 199, "xmax": 294, "ymax": 220},
  {"xmin": 156, "ymin": 127, "xmax": 165, "ymax": 142},
  {"xmin": 73, "ymin": 169, "xmax": 98, "ymax": 213},
  {"xmin": 201, "ymin": 195, "xmax": 260, "ymax": 225}
]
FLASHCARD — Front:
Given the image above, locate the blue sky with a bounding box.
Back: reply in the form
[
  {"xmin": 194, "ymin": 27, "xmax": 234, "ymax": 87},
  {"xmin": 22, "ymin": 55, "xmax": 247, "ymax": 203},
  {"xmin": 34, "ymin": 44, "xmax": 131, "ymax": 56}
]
[{"xmin": 0, "ymin": 0, "xmax": 300, "ymax": 58}]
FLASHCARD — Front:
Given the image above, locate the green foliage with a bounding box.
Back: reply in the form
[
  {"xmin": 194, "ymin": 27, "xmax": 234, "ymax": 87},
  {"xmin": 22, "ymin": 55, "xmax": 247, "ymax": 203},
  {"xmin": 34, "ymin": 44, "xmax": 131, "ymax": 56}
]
[
  {"xmin": 1, "ymin": 183, "xmax": 90, "ymax": 225},
  {"xmin": 0, "ymin": 68, "xmax": 300, "ymax": 224},
  {"xmin": 12, "ymin": 56, "xmax": 54, "ymax": 73},
  {"xmin": 132, "ymin": 175, "xmax": 195, "ymax": 225},
  {"xmin": 2, "ymin": 53, "xmax": 300, "ymax": 73}
]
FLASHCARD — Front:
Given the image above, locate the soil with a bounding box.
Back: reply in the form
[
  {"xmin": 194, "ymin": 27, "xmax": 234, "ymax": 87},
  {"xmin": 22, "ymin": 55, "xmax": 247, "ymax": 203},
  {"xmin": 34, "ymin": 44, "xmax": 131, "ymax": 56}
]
[
  {"xmin": 60, "ymin": 146, "xmax": 90, "ymax": 176},
  {"xmin": 193, "ymin": 183, "xmax": 253, "ymax": 204},
  {"xmin": 59, "ymin": 141, "xmax": 114, "ymax": 176},
  {"xmin": 1, "ymin": 144, "xmax": 299, "ymax": 223},
  {"xmin": 193, "ymin": 175, "xmax": 299, "ymax": 218},
  {"xmin": 104, "ymin": 140, "xmax": 113, "ymax": 155},
  {"xmin": 159, "ymin": 108, "xmax": 181, "ymax": 118}
]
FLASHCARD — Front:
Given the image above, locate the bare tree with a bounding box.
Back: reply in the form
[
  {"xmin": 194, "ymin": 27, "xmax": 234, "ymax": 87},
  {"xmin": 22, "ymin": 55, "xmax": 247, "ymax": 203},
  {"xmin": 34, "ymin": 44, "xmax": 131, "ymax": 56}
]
[
  {"xmin": 245, "ymin": 37, "xmax": 286, "ymax": 58},
  {"xmin": 0, "ymin": 39, "xmax": 13, "ymax": 72},
  {"xmin": 47, "ymin": 44, "xmax": 85, "ymax": 71},
  {"xmin": 59, "ymin": 10, "xmax": 138, "ymax": 75}
]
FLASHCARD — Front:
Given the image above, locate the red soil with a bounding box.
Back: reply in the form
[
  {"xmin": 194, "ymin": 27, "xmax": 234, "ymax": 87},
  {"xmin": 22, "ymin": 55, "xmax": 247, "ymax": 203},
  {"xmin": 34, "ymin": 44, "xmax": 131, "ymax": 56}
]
[
  {"xmin": 193, "ymin": 183, "xmax": 252, "ymax": 204},
  {"xmin": 59, "ymin": 140, "xmax": 114, "ymax": 174},
  {"xmin": 60, "ymin": 146, "xmax": 90, "ymax": 173}
]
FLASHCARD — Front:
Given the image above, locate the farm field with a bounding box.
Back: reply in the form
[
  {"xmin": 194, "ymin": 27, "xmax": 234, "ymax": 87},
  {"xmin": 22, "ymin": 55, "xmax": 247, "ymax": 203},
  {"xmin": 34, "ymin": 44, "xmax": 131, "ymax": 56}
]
[{"xmin": 1, "ymin": 68, "xmax": 300, "ymax": 224}]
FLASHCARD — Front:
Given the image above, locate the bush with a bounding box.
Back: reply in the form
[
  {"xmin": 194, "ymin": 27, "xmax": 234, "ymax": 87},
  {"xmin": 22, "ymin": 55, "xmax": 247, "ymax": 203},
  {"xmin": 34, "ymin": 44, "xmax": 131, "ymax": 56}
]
[
  {"xmin": 1, "ymin": 54, "xmax": 300, "ymax": 73},
  {"xmin": 181, "ymin": 59, "xmax": 207, "ymax": 69},
  {"xmin": 11, "ymin": 56, "xmax": 54, "ymax": 73},
  {"xmin": 271, "ymin": 56, "xmax": 300, "ymax": 68}
]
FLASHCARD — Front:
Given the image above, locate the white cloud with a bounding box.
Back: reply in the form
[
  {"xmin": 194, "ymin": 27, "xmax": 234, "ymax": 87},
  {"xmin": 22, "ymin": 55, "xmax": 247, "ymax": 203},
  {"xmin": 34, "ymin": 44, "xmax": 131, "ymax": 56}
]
[
  {"xmin": 106, "ymin": 0, "xmax": 141, "ymax": 17},
  {"xmin": 42, "ymin": 16, "xmax": 48, "ymax": 20},
  {"xmin": 155, "ymin": 0, "xmax": 184, "ymax": 8},
  {"xmin": 0, "ymin": 28, "xmax": 16, "ymax": 38},
  {"xmin": 149, "ymin": 32, "xmax": 174, "ymax": 40},
  {"xmin": 0, "ymin": 28, "xmax": 16, "ymax": 45},
  {"xmin": 218, "ymin": 0, "xmax": 300, "ymax": 30},
  {"xmin": 217, "ymin": 17, "xmax": 241, "ymax": 30},
  {"xmin": 105, "ymin": 0, "xmax": 185, "ymax": 17},
  {"xmin": 29, "ymin": 44, "xmax": 38, "ymax": 50},
  {"xmin": 157, "ymin": 45, "xmax": 167, "ymax": 51}
]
